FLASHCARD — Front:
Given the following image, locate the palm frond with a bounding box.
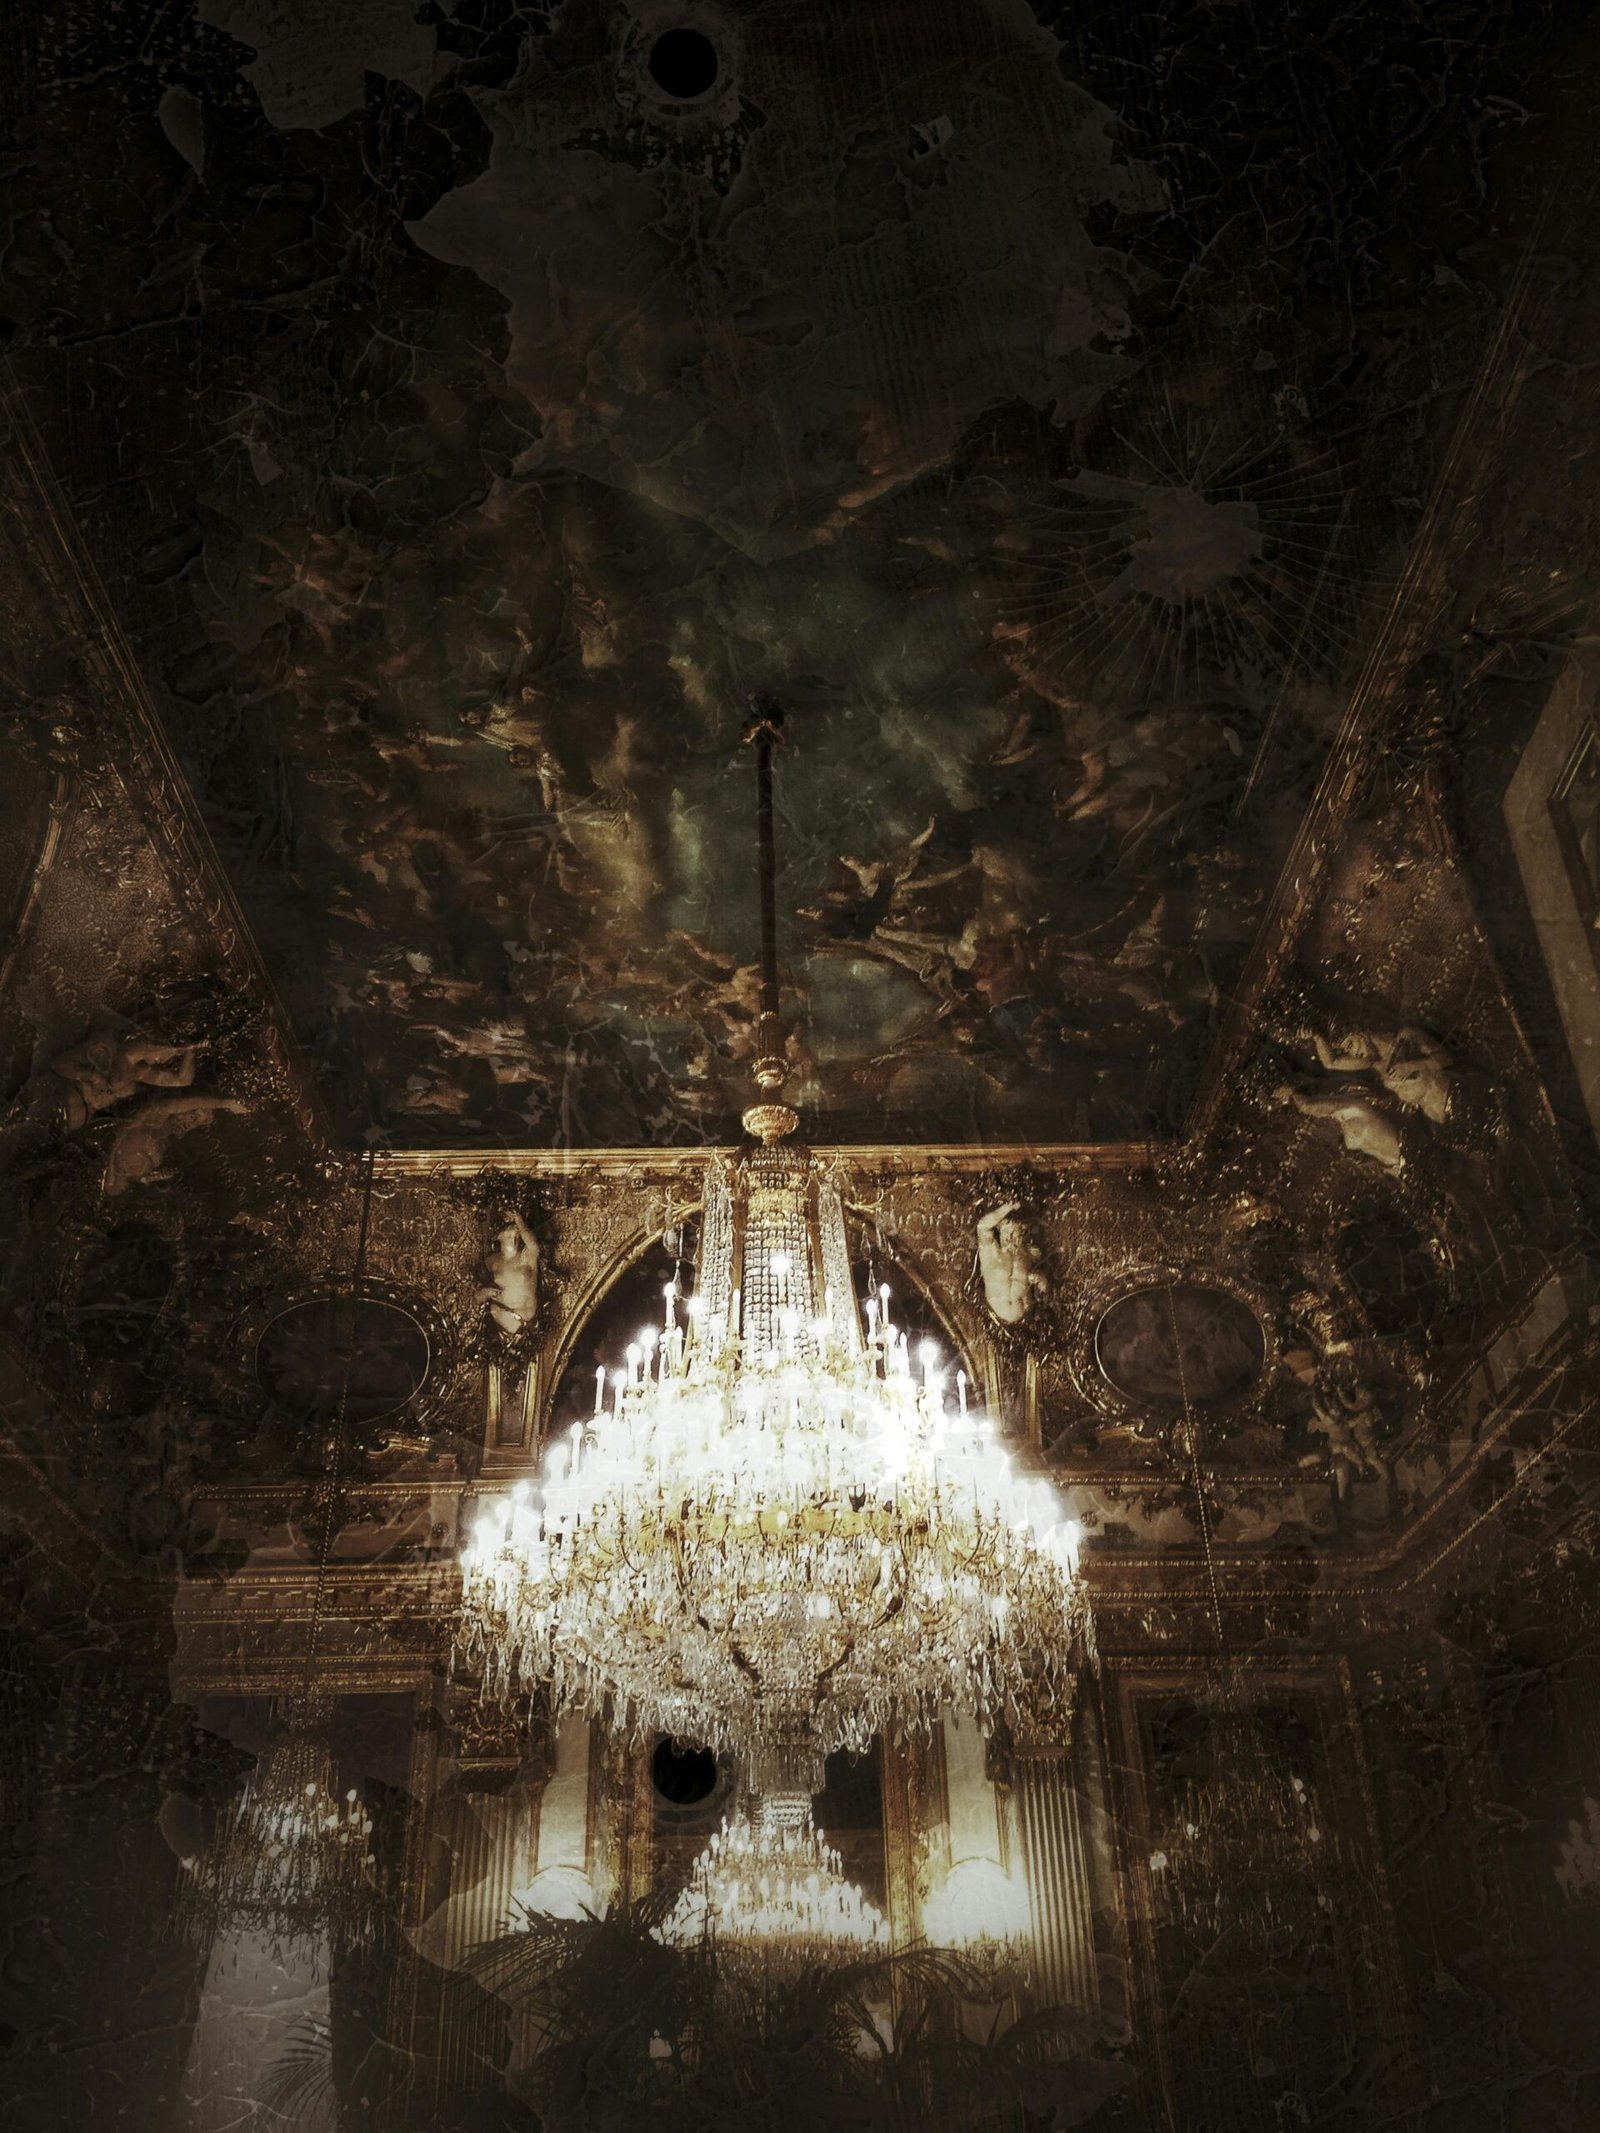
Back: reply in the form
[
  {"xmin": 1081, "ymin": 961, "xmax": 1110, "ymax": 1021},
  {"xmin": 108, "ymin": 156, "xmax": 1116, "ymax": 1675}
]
[
  {"xmin": 257, "ymin": 2015, "xmax": 336, "ymax": 2125},
  {"xmin": 452, "ymin": 1897, "xmax": 1129, "ymax": 2133}
]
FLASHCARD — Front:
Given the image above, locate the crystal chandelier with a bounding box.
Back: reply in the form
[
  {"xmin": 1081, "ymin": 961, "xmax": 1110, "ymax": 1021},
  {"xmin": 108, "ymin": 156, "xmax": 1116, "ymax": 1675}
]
[
  {"xmin": 1147, "ymin": 1699, "xmax": 1329, "ymax": 1949},
  {"xmin": 660, "ymin": 1792, "xmax": 889, "ymax": 1976},
  {"xmin": 458, "ymin": 710, "xmax": 1092, "ymax": 1950},
  {"xmin": 459, "ymin": 1141, "xmax": 1089, "ymax": 1796},
  {"xmin": 179, "ymin": 1730, "xmax": 378, "ymax": 1964}
]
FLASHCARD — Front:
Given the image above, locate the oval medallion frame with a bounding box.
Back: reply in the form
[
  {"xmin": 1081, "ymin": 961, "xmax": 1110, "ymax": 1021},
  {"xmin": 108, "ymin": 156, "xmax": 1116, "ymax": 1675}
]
[
  {"xmin": 1065, "ymin": 1261, "xmax": 1280, "ymax": 1438},
  {"xmin": 245, "ymin": 1277, "xmax": 464, "ymax": 1443}
]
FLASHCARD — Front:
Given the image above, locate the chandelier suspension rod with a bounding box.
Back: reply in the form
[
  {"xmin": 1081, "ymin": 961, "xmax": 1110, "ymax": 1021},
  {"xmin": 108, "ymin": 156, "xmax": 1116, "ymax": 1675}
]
[{"xmin": 744, "ymin": 702, "xmax": 787, "ymax": 1095}]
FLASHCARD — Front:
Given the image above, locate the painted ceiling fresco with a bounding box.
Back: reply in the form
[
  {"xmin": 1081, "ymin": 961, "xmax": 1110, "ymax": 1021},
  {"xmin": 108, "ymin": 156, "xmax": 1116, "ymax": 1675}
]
[{"xmin": 0, "ymin": 0, "xmax": 1562, "ymax": 1146}]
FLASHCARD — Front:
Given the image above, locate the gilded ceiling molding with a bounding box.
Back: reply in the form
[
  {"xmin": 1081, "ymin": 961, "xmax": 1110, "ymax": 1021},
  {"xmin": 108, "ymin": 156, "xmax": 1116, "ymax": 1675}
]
[
  {"xmin": 1505, "ymin": 617, "xmax": 1600, "ymax": 1147},
  {"xmin": 0, "ymin": 766, "xmax": 69, "ymax": 1007}
]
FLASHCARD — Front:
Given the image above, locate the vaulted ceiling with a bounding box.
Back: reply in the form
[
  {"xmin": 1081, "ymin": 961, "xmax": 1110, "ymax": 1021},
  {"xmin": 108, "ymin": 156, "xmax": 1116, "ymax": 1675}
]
[{"xmin": 3, "ymin": 0, "xmax": 1594, "ymax": 1148}]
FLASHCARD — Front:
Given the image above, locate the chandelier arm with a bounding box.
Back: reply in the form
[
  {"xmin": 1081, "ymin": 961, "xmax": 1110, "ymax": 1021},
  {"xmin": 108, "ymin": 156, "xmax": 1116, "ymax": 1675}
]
[{"xmin": 804, "ymin": 1549, "xmax": 912, "ymax": 1697}]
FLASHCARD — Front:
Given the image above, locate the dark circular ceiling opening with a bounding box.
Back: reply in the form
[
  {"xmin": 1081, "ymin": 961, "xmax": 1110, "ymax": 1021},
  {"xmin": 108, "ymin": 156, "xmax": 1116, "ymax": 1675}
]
[
  {"xmin": 257, "ymin": 1296, "xmax": 429, "ymax": 1424},
  {"xmin": 648, "ymin": 27, "xmax": 719, "ymax": 99},
  {"xmin": 652, "ymin": 1737, "xmax": 718, "ymax": 1806}
]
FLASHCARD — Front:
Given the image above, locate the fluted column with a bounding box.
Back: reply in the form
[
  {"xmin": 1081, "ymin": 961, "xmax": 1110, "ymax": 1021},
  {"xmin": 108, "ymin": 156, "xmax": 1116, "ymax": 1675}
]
[
  {"xmin": 430, "ymin": 1789, "xmax": 541, "ymax": 1972},
  {"xmin": 1014, "ymin": 1740, "xmax": 1098, "ymax": 2014},
  {"xmin": 421, "ymin": 1723, "xmax": 591, "ymax": 2095}
]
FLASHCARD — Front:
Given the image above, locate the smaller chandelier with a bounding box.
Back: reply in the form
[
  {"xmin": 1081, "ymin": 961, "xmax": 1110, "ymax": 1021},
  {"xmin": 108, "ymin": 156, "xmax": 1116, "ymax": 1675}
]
[
  {"xmin": 1147, "ymin": 1700, "xmax": 1329, "ymax": 1949},
  {"xmin": 661, "ymin": 1792, "xmax": 888, "ymax": 1976},
  {"xmin": 180, "ymin": 1734, "xmax": 378, "ymax": 1965},
  {"xmin": 922, "ymin": 1856, "xmax": 1032, "ymax": 1995}
]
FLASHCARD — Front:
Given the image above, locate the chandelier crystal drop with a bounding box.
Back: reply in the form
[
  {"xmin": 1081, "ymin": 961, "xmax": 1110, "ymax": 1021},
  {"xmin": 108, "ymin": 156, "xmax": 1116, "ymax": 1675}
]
[
  {"xmin": 179, "ymin": 1734, "xmax": 378, "ymax": 1964},
  {"xmin": 458, "ymin": 1144, "xmax": 1092, "ymax": 1797},
  {"xmin": 660, "ymin": 1792, "xmax": 889, "ymax": 1974}
]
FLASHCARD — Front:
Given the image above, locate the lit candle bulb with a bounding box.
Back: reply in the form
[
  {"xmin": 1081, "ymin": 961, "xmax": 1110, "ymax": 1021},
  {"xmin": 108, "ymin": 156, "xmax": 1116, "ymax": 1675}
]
[
  {"xmin": 957, "ymin": 1369, "xmax": 968, "ymax": 1416},
  {"xmin": 594, "ymin": 1364, "xmax": 605, "ymax": 1416},
  {"xmin": 664, "ymin": 1282, "xmax": 675, "ymax": 1330}
]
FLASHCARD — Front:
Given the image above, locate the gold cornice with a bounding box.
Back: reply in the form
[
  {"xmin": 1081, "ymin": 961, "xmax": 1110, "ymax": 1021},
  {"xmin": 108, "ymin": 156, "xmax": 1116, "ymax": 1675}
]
[{"xmin": 373, "ymin": 1140, "xmax": 1156, "ymax": 1178}]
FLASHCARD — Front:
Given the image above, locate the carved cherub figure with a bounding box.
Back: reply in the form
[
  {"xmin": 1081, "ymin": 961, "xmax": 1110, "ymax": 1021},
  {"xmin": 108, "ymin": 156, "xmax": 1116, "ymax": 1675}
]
[
  {"xmin": 2, "ymin": 1027, "xmax": 247, "ymax": 1194},
  {"xmin": 478, "ymin": 1210, "xmax": 540, "ymax": 1338},
  {"xmin": 975, "ymin": 1201, "xmax": 1047, "ymax": 1324},
  {"xmin": 1276, "ymin": 1014, "xmax": 1474, "ymax": 1173},
  {"xmin": 1307, "ymin": 1024, "xmax": 1459, "ymax": 1127},
  {"xmin": 1305, "ymin": 1353, "xmax": 1388, "ymax": 1498}
]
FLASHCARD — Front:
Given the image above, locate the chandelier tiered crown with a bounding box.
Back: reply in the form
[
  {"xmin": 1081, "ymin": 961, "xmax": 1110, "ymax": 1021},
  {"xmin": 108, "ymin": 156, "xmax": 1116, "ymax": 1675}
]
[
  {"xmin": 660, "ymin": 1791, "xmax": 889, "ymax": 1976},
  {"xmin": 458, "ymin": 710, "xmax": 1092, "ymax": 1953}
]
